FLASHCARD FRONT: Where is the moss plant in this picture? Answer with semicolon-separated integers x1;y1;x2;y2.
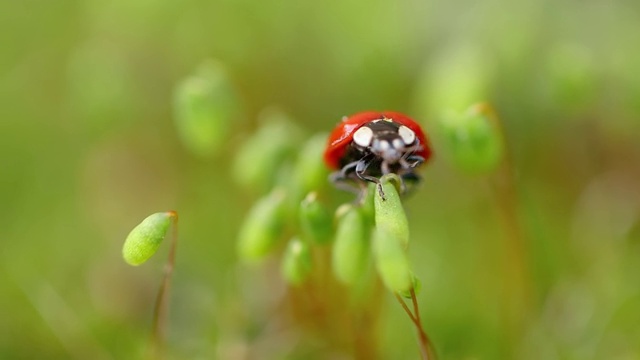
121;61;529;360
231;122;437;359
122;116;439;358
122;211;179;359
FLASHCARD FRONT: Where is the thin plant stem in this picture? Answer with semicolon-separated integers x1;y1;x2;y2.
394;292;434;360
410;288;421;323
476;103;532;339
410;289;437;360
394;293;417;323
149;211;179;360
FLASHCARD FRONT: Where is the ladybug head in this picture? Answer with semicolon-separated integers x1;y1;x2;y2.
352;118;419;164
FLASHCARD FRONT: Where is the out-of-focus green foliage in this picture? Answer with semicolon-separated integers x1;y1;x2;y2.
173;60;244;157
281;237;313;286
438;103;504;174
292;134;331;197
414;43;493;118
1;0;640;358
232;108;302;193
299;192;333;245
237;188;288;262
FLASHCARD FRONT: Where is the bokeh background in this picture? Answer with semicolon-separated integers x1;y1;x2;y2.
1;0;640;359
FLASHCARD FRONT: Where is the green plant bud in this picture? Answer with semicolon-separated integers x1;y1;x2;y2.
372;227;413;293
173;60;243;157
233;108;302;192
335;203;353;220
299;192;332;245
414;43;492;118
292;133;330;196
237;188;288;262
398;273;422;299
122;212;174;266
281;238;313;286
374;176;410;249
360;183;377;226
332;206;369;285
438;103;503;173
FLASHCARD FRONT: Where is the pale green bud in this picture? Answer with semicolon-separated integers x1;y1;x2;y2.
237;189;288;262
281;238;313;285
174;60;243;157
122;212;175;266
332;206;369;285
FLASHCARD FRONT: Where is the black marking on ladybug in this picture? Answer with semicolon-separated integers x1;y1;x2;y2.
331;118;426;200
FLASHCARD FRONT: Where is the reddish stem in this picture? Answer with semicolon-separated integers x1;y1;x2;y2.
149;211;179;359
394;291;435;360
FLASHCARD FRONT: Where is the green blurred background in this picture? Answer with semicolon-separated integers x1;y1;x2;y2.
1;0;640;359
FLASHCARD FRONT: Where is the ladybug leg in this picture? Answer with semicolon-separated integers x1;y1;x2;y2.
395;155;425;196
354;159;386;200
400;155;425;169
339;160;360;177
354;159;380;184
330;173;367;196
402;171;422;185
355;158;386;201
330;161;363;195
400;171;422;197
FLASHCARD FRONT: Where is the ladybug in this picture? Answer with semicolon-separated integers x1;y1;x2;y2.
324;111;432;197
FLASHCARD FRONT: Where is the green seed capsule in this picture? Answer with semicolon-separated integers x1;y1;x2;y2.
237;188;288;262
332;206;369;285
438;103;503;173
360;183;376;227
122;212;174;266
173;60;243;157
281;238;313;285
292;134;330;196
372;227;413;293
374;177;410;249
233;108;302;193
299;192;332;245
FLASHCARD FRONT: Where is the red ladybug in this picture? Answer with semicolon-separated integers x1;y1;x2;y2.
324;111;432;195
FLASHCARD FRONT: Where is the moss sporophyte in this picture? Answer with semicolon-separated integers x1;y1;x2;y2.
123;60;448;360
123;108;444;359
122;211;178;358
232;111;438;359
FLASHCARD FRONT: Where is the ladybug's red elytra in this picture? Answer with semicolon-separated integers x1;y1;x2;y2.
324;111;432;196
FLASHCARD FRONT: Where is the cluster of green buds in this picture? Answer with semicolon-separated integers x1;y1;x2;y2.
121;59;430;356
234;115;420;296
